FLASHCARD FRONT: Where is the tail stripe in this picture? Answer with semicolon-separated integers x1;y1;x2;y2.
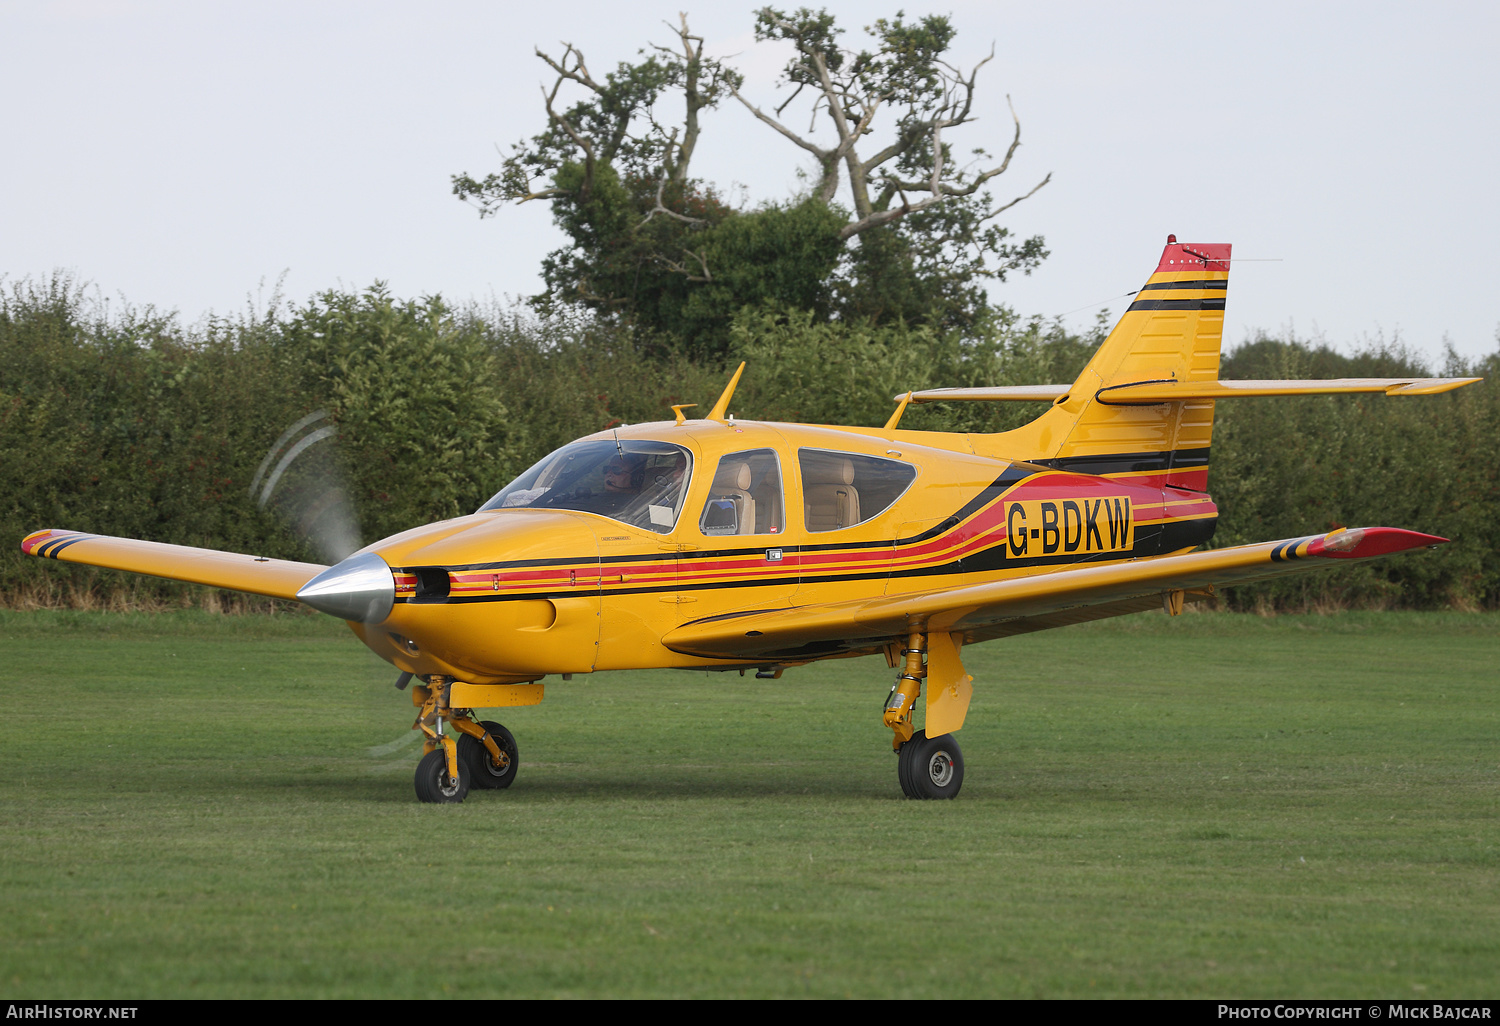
1137;279;1227;292
1127;297;1226;312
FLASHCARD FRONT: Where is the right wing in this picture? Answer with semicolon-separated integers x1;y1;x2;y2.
664;527;1445;662
21;529;328;601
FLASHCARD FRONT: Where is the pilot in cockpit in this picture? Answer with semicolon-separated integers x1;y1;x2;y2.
603;453;646;496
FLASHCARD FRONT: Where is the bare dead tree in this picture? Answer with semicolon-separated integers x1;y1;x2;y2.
732;8;1049;239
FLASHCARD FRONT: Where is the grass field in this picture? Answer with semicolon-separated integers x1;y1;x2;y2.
0;608;1495;998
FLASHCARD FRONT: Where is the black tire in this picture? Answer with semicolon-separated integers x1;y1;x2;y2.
896;736;917;798
459;720;518;790
414;748;471;804
896;730;964;799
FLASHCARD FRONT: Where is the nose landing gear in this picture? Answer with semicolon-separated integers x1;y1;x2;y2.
410;676;520;803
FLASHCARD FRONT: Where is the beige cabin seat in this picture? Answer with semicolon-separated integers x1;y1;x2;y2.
802;457;861;532
710;461;756;535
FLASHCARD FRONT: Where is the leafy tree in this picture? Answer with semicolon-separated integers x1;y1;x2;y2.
279;286;521;542
452;8;1050;355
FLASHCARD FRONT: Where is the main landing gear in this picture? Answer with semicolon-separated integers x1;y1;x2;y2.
884;630;967;799
409;676;518;804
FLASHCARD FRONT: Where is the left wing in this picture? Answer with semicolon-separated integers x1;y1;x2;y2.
663;527;1444;661
21;529;328;601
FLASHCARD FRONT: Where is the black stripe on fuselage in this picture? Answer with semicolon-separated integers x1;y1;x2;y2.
1034;447;1210;477
410;512;1219;606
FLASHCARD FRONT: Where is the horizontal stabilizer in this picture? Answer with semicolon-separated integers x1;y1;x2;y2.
902;385;1072;403
898;377;1481;405
663;527;1444;662
1095;377;1483;404
21;529;328;602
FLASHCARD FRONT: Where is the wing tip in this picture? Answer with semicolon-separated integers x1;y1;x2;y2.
1310;527;1448;560
21;529;91;559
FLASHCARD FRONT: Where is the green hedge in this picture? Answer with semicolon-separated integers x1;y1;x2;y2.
3;277;1494;609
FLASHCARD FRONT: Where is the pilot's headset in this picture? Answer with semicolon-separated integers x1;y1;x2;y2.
606;453;647;492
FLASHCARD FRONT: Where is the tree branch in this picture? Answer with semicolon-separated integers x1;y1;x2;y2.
659;247;712;281
728;85;831;160
636;163;708;229
536;43;602;94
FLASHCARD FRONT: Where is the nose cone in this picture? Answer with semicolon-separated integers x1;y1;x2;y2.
297;551;395;622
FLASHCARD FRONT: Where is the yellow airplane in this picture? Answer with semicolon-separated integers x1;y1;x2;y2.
22;238;1481;803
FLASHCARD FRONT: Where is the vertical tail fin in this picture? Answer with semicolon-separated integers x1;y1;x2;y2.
992;238;1230;490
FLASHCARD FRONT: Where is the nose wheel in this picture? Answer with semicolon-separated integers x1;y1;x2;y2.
415;748;471;803
459;719;518;789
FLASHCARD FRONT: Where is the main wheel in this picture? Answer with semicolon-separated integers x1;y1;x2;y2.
414;748;471;804
459;720;518;790
897;736;917;798
896;730;964;799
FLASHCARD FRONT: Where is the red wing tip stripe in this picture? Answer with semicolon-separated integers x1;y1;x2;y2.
23;531;93;558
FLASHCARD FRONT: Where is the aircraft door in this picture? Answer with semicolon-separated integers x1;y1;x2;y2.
690;448;799;616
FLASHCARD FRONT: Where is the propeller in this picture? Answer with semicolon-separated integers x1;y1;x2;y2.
249;409;362;565
252;412;420;760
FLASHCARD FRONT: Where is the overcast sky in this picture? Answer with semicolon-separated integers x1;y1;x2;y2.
4;1;1497;364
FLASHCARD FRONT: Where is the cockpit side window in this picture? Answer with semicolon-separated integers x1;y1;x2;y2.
698;449;785;537
799;449;916;532
478;439;693;534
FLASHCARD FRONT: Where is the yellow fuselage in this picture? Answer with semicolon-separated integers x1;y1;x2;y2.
353;419;1217;683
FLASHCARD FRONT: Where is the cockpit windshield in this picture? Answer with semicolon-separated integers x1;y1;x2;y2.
478;439;693;534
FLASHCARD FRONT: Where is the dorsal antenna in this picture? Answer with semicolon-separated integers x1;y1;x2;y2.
706;362;746;423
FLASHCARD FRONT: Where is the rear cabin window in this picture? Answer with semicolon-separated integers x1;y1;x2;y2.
799;449;916;532
698;449;785;537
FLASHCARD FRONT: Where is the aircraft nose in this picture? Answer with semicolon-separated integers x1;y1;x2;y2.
296;551;395;622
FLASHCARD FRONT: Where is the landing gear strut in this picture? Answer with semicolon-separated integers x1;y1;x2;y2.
884;630;966;799
410;676;519;803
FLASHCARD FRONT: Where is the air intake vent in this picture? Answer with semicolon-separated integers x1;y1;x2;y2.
412;567;451;603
